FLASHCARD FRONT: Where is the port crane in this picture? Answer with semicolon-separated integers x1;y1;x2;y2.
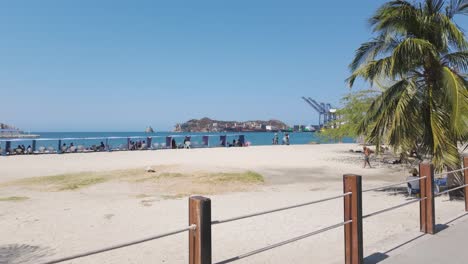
301;97;337;128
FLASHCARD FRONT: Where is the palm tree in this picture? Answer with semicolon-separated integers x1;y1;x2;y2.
348;0;468;179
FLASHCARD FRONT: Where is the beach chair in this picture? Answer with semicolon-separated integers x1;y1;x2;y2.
202;136;209;148
38;146;46;153
238;135;245;146
407;176;420;195
407;176;447;195
434;177;447;193
77;145;85;152
219;135;227;147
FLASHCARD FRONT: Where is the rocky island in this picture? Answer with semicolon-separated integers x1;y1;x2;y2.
174;117;290;132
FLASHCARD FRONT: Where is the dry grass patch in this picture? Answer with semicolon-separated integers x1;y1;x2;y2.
3;173;109;191
198;171;264;184
1;168;151;191
0;196;29;202
0;167;264;195
130;172;185;183
161;193;190;200
135;194;152;199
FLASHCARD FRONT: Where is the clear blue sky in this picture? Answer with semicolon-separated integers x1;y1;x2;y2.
0;0;465;131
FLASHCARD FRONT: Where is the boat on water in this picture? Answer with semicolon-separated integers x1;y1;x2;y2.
145;126;155;133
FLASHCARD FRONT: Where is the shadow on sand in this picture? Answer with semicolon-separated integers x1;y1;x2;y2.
0;244;52;264
364;213;468;264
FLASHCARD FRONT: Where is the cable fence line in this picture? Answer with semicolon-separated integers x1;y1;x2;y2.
39;225;196;264
27;157;467;264
214;220;353;264
363;198;426;219
211;192;352;225
434;167;468;177
362;176;426;193
435;184;468;197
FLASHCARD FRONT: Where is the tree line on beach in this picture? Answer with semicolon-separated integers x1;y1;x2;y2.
323;0;468;184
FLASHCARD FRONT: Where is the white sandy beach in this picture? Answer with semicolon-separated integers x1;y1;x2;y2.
0;144;467;264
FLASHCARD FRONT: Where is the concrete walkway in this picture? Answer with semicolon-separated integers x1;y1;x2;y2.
378;214;468;264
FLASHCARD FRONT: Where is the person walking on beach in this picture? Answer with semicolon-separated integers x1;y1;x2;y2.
282;133;290;145
272;133;279;145
363;146;372;168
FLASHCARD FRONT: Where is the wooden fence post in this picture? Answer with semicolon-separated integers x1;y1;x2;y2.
189;196;212;264
419;162;435;234
343;174;363;264
464;156;468;212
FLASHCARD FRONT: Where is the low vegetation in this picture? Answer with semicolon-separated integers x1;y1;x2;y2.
0;196;29;202
1;168;264;194
200;171;264;184
4;172;109;191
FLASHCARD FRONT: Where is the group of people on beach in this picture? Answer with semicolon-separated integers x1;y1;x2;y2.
361;145;418;169
272;133;290;145
60;142;107;152
129;140;147;150
61;143;77;152
10;144;33;155
170;137;192;149
2;135;252;155
229;139;243;147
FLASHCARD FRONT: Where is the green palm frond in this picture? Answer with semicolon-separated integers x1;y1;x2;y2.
357;79;410;135
347;56;393;87
438;14;468;50
442;51;468;72
349;35;400;71
390;38;438;76
424;0;446;14
446;0;468;17
440;67;463;129
370;1;419;35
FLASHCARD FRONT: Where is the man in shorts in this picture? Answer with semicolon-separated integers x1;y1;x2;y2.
363;146;372;168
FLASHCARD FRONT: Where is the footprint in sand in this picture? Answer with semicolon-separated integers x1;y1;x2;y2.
104;214;114;220
141;199;157;207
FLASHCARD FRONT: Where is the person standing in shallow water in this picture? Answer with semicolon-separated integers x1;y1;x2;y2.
272;133;279;145
363;146;372;168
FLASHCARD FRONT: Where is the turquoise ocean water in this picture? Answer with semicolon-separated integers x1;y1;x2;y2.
2;132;354;150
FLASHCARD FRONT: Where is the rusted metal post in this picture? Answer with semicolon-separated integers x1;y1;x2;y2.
464;156;468;212
189;196;212;264
419;162;435;234
343;174;363;264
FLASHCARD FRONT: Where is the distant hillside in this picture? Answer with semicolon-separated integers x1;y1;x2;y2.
0;123;40;138
174;117;289;132
0;123;20;131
